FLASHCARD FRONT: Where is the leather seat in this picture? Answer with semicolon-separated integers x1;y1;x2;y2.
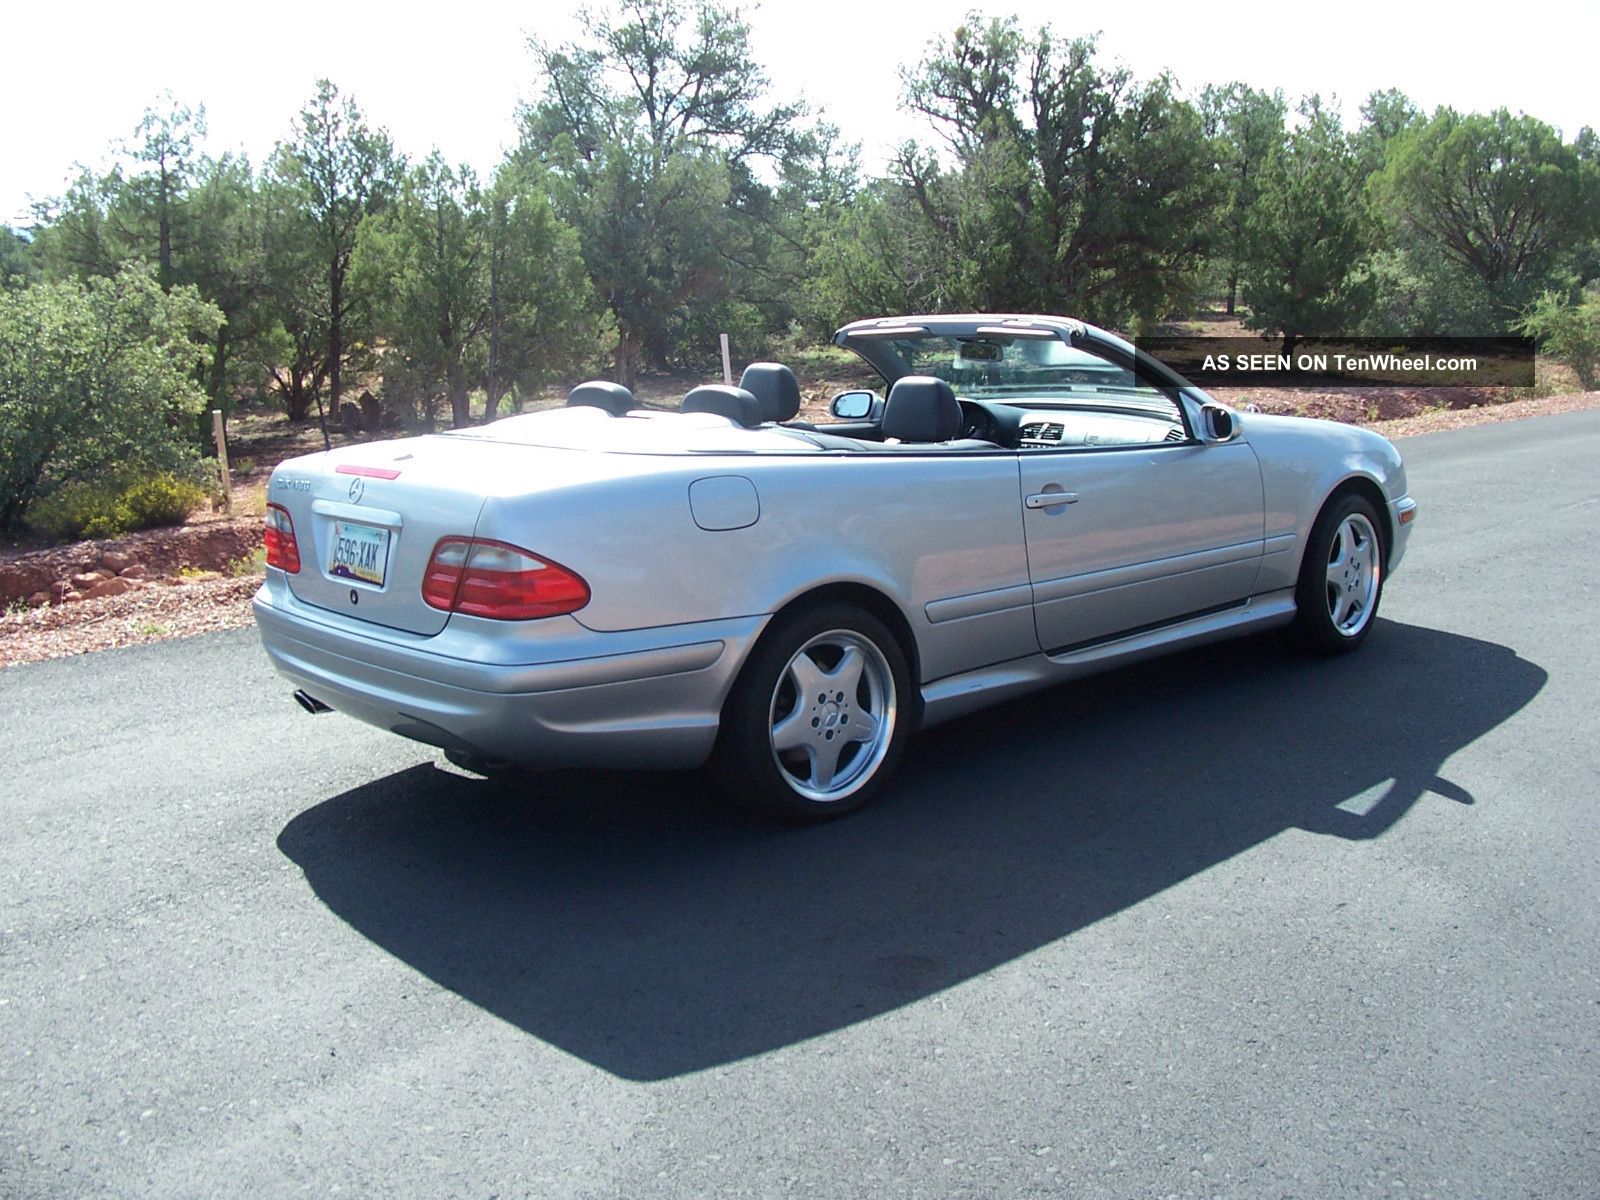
567;380;636;416
738;362;802;423
681;384;762;428
881;376;962;442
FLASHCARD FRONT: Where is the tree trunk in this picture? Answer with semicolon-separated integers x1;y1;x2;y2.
158;167;174;292
485;253;503;423
448;362;471;429
1225;273;1238;315
328;260;344;414
286;381;310;423
614;323;638;391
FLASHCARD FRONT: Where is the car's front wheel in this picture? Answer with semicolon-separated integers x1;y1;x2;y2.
1291;492;1387;654
713;603;912;820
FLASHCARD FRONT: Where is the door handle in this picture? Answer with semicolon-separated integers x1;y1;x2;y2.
1025;491;1079;509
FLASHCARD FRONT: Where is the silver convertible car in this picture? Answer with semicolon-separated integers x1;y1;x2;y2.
254;314;1417;819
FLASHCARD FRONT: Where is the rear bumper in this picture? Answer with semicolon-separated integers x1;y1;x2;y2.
252;576;765;769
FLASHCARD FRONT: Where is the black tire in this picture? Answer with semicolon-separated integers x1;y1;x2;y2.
711;602;913;821
1291;491;1387;654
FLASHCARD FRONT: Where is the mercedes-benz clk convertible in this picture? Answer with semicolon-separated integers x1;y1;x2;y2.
253;314;1417;819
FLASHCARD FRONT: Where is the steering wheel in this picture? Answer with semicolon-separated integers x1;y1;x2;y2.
957;400;995;442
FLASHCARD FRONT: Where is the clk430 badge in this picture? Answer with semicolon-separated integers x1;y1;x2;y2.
273;476;312;492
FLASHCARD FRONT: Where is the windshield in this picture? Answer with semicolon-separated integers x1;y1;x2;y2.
870;334;1167;402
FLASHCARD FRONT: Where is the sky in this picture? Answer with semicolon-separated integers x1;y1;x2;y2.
4;0;1596;226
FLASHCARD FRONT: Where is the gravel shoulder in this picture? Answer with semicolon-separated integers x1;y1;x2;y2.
4;387;1597;669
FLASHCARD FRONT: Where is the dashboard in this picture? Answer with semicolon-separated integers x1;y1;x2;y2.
958;399;1187;449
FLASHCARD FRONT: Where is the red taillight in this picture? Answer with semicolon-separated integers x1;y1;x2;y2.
264;503;301;573
421;537;589;621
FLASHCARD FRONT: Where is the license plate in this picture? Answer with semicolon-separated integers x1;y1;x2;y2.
328;521;390;586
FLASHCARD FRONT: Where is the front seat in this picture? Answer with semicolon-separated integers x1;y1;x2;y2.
738;362;803;423
567;380;636;415
681;384;762;428
881;376;963;442
876;376;995;449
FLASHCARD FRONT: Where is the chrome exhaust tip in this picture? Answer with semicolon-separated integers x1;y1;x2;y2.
293;689;332;715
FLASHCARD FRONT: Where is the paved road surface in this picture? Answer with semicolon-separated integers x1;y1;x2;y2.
3;411;1597;1197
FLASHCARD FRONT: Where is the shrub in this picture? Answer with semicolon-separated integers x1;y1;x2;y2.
26;481;136;541
122;474;207;528
1522;290;1600;392
25;472;207;542
228;546;267;577
0;267;221;532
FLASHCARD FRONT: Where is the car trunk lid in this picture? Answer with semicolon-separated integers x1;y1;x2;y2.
270;440;501;636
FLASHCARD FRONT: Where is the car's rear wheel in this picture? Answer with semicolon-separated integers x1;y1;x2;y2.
1291;492;1386;654
713;603;911;820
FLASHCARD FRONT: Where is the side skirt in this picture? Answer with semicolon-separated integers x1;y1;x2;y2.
916;588;1298;730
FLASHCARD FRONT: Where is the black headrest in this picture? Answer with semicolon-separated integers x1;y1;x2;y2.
681;384;761;428
738;362;802;422
882;376;961;442
567;380;636;416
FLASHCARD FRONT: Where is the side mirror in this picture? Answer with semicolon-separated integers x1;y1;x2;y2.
1200;403;1239;443
830;390;875;420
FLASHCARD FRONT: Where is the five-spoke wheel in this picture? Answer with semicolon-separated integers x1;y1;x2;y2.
713;603;911;819
1324;510;1380;637
768;629;897;803
1292;492;1387;654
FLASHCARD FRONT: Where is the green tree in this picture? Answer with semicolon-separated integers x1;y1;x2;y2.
1201;83;1286;314
893;19;1221;327
0;227;36;290
1373;108;1600;323
804;178;946;322
481;161;597;419
354;156;597;429
1352;88;1421;177
257;170;330;422
124;96;205;291
273;80;401;418
31;99;208;290
29;169;123;281
518;0;805;386
28;103;274;417
354;155;486;428
180;153;272;413
1239;104;1373;352
0;267;220;531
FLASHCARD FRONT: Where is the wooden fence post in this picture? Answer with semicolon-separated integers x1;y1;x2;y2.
212;409;232;511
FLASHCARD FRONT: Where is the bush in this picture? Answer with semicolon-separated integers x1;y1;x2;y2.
1522;290;1600;391
25;473;207;542
26;481;136;541
0;267;221;532
122;474;208;528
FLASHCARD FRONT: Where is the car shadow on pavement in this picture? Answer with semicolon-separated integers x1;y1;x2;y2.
277;620;1544;1081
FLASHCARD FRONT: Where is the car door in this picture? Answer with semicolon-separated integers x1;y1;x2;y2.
1020;438;1265;653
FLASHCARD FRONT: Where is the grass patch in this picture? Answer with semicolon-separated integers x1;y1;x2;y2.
227;546;267;577
239;484;268;519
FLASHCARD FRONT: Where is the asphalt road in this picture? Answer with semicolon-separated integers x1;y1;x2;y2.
3;410;1597;1198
